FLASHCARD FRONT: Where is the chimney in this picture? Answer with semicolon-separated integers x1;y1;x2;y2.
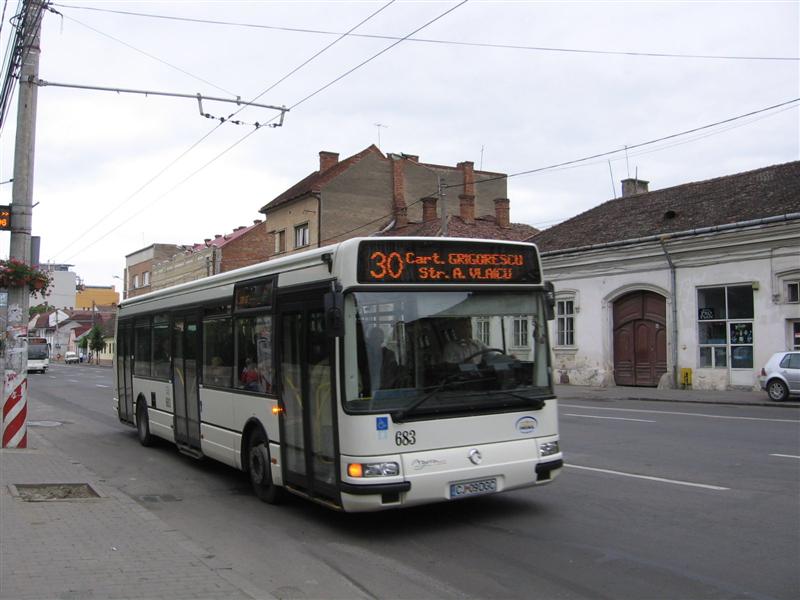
422;196;438;222
494;198;510;228
204;238;211;245
621;178;649;197
253;219;261;225
402;154;419;162
319;151;339;172
458;161;475;196
392;158;408;228
459;194;475;224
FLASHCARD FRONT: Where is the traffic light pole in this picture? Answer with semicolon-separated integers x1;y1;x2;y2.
2;0;41;448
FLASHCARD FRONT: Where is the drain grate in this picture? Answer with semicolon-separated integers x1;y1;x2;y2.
9;483;102;501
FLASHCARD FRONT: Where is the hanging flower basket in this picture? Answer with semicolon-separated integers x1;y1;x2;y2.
0;259;52;298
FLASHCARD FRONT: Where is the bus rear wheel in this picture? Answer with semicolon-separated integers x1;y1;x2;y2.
247;429;283;504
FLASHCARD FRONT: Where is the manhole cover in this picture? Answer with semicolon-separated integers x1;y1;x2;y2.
9;483;102;501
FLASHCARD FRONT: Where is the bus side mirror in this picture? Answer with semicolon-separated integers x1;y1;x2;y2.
324;290;344;337
544;282;555;321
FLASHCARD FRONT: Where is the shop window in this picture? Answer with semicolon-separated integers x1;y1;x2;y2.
697;285;754;369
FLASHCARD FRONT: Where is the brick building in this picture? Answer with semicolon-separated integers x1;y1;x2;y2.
151;220;268;291
124;243;183;299
259;145;510;258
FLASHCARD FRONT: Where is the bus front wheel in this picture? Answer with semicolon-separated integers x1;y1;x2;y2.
247;429;283;504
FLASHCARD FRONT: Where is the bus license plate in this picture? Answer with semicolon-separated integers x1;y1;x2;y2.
450;478;497;499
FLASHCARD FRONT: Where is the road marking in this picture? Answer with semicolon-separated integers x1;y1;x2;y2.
67;379;79;383
564;413;656;423
770;453;800;459
566;464;729;490
560;403;799;424
96;384;109;388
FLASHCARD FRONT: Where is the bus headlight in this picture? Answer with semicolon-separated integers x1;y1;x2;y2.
348;462;400;478
540;441;560;457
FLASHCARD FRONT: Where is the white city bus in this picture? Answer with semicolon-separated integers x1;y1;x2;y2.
114;237;562;512
27;336;50;373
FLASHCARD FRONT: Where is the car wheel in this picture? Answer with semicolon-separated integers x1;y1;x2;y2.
136;401;153;446
767;379;789;402
247;428;283;504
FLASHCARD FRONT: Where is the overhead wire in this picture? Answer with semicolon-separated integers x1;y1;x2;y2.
48;3;800;62
60;0;469;263
316;97;800;244
51;0;398;260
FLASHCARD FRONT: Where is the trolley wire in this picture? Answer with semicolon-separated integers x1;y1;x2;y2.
49;2;800;62
316;97;800;244
58;1;466;263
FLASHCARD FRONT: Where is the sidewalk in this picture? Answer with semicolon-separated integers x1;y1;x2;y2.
0;430;267;600
555;383;800;408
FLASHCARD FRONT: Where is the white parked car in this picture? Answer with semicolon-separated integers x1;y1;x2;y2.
64;351;79;364
759;351;800;401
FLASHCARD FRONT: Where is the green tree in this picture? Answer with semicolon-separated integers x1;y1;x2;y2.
88;325;105;364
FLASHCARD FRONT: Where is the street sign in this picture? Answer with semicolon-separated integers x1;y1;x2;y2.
0;205;9;230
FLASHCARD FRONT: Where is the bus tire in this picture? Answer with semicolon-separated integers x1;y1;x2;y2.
136;401;153;447
247;429;283;504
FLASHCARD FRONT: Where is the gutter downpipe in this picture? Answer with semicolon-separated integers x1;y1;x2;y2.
659;237;679;389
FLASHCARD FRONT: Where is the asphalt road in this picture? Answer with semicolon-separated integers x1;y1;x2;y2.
28;364;800;600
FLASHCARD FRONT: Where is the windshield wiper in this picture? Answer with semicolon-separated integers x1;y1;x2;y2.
392;377;466;422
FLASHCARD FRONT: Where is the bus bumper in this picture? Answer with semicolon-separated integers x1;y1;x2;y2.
339;437;562;512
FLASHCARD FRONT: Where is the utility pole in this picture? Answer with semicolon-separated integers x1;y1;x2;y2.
2;0;42;448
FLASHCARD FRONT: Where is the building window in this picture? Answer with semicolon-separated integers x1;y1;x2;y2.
274;230;286;254
512;316;529;348
476;317;490;346
556;298;575;346
787;281;799;303
133;274;140;289
294;223;309;248
792;322;800;351
697;285;754;369
143;271;150;286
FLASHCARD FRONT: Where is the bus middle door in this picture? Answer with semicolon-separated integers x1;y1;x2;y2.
172;314;202;454
279;295;337;504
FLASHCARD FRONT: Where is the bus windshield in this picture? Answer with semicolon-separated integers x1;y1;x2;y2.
343;290;552;418
27;342;49;360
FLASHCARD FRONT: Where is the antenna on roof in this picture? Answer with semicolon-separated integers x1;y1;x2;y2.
480;145;485;170
608;160;617;199
373;123;388;148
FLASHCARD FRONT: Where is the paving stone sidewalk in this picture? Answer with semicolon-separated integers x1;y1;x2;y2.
0;431;267;600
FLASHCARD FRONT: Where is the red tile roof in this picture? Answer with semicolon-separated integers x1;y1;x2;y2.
382;214;538;241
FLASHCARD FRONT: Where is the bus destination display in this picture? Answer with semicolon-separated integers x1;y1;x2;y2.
357;240;541;284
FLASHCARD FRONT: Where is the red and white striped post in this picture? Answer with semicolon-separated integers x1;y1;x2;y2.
2;368;27;448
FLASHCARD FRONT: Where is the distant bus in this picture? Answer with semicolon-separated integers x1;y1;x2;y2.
27;336;50;373
114;237;562;512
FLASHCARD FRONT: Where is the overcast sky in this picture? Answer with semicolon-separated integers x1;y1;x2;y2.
0;0;797;296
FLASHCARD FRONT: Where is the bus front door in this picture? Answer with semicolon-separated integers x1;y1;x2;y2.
172;315;202;452
279;299;338;504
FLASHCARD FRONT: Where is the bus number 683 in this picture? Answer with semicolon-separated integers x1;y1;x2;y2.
395;430;416;446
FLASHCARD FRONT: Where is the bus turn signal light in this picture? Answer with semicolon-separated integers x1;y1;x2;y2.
348;463;364;477
272;406;284;415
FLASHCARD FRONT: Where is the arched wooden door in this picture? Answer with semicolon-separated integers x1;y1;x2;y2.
613;291;667;387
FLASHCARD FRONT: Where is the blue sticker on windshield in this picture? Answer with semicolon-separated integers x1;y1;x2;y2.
376;417;388;431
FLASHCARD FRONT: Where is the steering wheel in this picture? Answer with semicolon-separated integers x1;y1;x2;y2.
462;347;506;363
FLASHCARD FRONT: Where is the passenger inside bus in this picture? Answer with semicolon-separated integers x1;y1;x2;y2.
240;358;262;392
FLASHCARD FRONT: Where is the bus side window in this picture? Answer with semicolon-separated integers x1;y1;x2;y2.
236;315;273;393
